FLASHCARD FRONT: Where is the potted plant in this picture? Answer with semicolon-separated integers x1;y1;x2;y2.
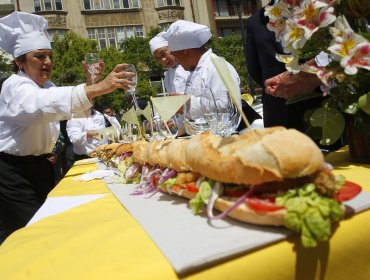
265;0;370;162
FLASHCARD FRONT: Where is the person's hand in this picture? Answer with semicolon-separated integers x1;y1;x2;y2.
264;70;321;99
82;59;106;85
85;64;135;99
86;130;99;138
48;154;59;165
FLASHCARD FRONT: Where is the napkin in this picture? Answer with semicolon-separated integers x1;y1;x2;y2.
73;170;115;181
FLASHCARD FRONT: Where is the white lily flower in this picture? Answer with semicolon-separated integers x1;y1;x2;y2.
341;42;370;75
294;0;336;39
282;19;307;52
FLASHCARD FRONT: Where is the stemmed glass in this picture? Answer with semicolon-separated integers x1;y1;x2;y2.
85;53;100;84
122;64;139;111
211;90;240;137
183;89;217;135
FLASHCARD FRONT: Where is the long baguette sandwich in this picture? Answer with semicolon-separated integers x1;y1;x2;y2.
181;128;361;247
96;128;361;248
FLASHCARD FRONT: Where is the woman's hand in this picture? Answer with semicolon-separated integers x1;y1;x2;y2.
85;64;135;99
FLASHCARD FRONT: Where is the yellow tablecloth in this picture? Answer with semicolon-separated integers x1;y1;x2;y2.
0;147;369;280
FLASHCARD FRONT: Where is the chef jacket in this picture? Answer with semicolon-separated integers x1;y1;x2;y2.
66;110;121;156
0;71;91;156
163;64;189;94
184;49;242;119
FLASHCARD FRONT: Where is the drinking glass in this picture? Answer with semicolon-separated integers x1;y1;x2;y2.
211;90;240;137
183;89;217;135
85;53;100;84
158;115;179;139
143;116;165;142
122;64;139;110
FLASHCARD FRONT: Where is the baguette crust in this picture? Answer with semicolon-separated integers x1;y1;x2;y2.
166;139;191;172
185;128;324;185
132;140;149;164
147;140;172;167
116;143;133;155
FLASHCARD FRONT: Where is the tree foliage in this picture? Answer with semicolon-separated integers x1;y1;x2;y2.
209;33;248;91
0;51;12;79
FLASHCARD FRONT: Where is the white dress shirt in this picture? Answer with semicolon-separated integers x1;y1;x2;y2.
163;64;189;94
0;71;91;156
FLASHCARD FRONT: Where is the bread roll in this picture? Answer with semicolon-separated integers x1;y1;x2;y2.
116;143;134;155
185;128;324;185
166;139;191;172
146;140;172;167
132;140;150;164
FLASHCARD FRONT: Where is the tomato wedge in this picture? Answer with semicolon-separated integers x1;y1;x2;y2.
335;181;362;202
247;197;285;212
186;182;198;193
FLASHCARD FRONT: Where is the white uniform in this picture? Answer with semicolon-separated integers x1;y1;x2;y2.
0;71;91;156
66;110;121;156
185;49;242;118
163;64;189;94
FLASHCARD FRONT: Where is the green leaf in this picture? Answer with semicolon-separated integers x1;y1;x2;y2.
286;92;324;105
358;92;370;115
310;107;345;145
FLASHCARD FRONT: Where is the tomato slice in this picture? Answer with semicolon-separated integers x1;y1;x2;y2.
247;197;285;212
150;176;159;187
186;182;198;193
335;181;362;202
170;184;182;193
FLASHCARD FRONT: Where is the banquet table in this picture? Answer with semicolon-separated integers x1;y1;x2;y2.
0;147;369;280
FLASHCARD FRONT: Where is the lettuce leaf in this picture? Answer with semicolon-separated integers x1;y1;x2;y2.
189;180;213;214
276;183;344;247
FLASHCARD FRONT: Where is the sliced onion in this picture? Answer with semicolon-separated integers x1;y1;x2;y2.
158;169;177;185
125;162;141;179
207;182;223;219
209;190;251;220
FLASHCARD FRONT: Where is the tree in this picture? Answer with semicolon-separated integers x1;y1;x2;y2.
0;51;12;79
209;33;249;91
52;31;97;86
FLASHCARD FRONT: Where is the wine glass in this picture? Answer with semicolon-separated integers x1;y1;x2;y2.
211;90;240;137
122;64;139;111
85;53;100;84
158;115;179;139
183;89;217;135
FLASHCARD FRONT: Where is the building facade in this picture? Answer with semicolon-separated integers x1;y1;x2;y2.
1;0;260;49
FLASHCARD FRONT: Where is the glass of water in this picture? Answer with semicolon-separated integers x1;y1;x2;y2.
212;90;240;137
183;89;217;135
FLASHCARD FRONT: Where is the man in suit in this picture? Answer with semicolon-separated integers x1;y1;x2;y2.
245;1;323;131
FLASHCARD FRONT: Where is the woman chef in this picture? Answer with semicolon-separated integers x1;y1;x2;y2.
0;11;133;241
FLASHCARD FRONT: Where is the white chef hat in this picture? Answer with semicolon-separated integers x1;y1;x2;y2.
149;31;168;54
167;20;212;52
0;11;51;58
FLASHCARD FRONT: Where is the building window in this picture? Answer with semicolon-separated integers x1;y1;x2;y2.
33;0;64;11
158;23;171;31
87;26;144;49
213;0;255;17
47;29;66;47
156;0;181;7
83;0;141;10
